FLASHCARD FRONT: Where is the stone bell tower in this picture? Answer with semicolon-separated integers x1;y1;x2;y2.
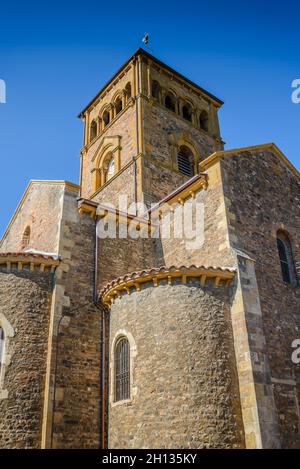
79;48;224;210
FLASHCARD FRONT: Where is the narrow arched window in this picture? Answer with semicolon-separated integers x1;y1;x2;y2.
115;337;130;402
182;103;192;122
106;157;115;181
103;110;110;127
177;145;194;177
115;97;122;115
90;120;97;141
22;226;30;248
277;231;297;285
152;80;160;100
125;83;132;101
0;327;4;377
199;110;209;132
165;93;176;112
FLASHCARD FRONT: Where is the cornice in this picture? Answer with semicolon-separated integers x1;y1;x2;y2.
148;173;208;217
100;265;236;306
78;48;223;117
78;198;98;219
0;252;60;273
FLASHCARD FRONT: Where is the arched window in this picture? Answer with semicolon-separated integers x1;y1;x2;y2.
102;110;110;127
151;80;160;100
90;120;97;141
106;157;115;181
0;327;4;377
22;226;30;248
199;110;209;132
182;103;192;122
177;145;195;177
115;97;122;115
114;337;130;402
277;231;297;285
165;93;176;112
125;83;132;101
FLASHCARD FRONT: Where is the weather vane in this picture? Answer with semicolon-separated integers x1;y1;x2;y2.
142;33;149;46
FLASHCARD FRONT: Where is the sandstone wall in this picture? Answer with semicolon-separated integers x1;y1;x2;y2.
141;102;218;205
82;104;137;200
0;182;66;254
44;188;102;449
0;269;53;448
91;162;136;208
97;232;163;292
108;279;245;449
159;163;234;269
221;148;300;448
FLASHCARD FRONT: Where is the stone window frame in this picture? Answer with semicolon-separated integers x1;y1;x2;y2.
22;225;31;249
164;89;178;113
112;90;126;118
181;99;194;123
276;230;298;287
0;313;14;400
110;329;137;407
199;109;209;132
91;135;122;193
125;82;132;102
168;132;200;176
87;82;133;145
106;156;115;182
151;79;162;102
177;145;195;177
150;77;212;136
90;119;98;142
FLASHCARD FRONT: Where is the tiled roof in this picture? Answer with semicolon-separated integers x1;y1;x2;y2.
0;252;57;261
99;265;236;305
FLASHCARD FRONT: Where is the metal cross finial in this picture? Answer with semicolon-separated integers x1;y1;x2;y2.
142;33;149;46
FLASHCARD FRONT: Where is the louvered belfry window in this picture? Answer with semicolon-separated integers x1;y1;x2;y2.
115;337;130;402
177;146;194;177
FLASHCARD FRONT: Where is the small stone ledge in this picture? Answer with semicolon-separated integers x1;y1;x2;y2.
0;253;60;273
100;265;236;306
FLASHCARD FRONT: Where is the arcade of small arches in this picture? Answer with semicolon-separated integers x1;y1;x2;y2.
151;79;210;133
89;82;132;143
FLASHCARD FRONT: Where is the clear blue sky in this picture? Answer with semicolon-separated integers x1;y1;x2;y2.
0;0;299;236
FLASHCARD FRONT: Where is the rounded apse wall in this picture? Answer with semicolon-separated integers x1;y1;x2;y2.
0;254;57;448
102;266;245;449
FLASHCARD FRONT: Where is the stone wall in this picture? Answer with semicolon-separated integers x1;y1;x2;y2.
81;104;137;200
220;147;300;448
108;279;245;449
91;162;136;208
96;162;235;294
97;233;162;292
43;187;102;449
141;102;219;206
159;164;234;269
0;269;53;448
0;181;66;254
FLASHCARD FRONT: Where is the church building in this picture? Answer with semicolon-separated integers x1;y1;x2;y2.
0;49;299;449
